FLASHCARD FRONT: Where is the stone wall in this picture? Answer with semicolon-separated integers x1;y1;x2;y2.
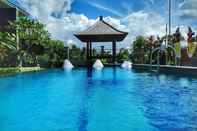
181;48;192;66
181;47;197;67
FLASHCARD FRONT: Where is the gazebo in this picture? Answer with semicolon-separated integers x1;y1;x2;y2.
74;16;128;67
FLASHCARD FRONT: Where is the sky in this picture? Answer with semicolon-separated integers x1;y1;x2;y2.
12;0;197;48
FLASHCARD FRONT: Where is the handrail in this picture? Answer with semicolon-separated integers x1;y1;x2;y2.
150;44;177;72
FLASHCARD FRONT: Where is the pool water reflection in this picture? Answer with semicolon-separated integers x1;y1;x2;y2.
0;68;197;131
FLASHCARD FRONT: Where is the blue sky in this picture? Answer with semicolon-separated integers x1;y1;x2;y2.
72;0;166;18
13;0;197;47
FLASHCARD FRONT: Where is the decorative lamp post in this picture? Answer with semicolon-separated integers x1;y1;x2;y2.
168;0;172;36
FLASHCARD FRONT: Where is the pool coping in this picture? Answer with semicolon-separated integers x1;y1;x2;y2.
132;64;197;75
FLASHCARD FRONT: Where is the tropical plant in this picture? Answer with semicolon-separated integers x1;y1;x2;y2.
117;48;130;62
8;17;51;66
0;32;16;50
0;16;56;67
0;31;18;67
43;40;66;68
131;36;150;64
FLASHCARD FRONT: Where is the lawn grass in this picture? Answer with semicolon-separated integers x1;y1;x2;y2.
0;67;46;77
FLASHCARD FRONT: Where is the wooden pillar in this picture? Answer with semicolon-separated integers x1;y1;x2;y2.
90;42;92;66
86;42;90;67
101;46;105;55
86;42;93;67
112;41;116;64
86;42;89;60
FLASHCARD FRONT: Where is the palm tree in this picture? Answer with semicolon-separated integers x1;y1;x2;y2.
0;16;68;68
6;17;51;67
0;32;17;50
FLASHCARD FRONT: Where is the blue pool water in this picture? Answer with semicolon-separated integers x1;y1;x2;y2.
0;68;197;131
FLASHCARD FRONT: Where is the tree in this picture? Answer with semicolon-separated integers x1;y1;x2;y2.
0;32;16;50
131;36;150;64
0;16;53;67
117;48;130;62
45;40;66;68
0;30;18;67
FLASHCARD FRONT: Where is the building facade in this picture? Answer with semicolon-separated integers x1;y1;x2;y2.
0;0;28;32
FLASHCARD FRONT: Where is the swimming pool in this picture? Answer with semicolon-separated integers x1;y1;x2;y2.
0;68;197;131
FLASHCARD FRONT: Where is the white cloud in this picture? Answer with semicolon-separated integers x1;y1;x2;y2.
120;11;166;47
179;0;197;19
17;0;166;48
45;13;95;43
93;11;166;48
17;0;73;19
17;0;96;46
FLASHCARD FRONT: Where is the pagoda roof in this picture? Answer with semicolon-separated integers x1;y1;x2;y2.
75;16;128;42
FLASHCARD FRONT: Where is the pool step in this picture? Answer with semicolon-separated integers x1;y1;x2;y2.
150;69;158;73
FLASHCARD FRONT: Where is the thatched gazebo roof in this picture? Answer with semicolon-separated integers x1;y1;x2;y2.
75;16;128;42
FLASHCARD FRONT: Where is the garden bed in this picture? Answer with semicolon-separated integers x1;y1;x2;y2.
0;67;45;77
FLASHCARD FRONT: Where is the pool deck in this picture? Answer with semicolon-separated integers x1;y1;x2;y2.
132;64;197;75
